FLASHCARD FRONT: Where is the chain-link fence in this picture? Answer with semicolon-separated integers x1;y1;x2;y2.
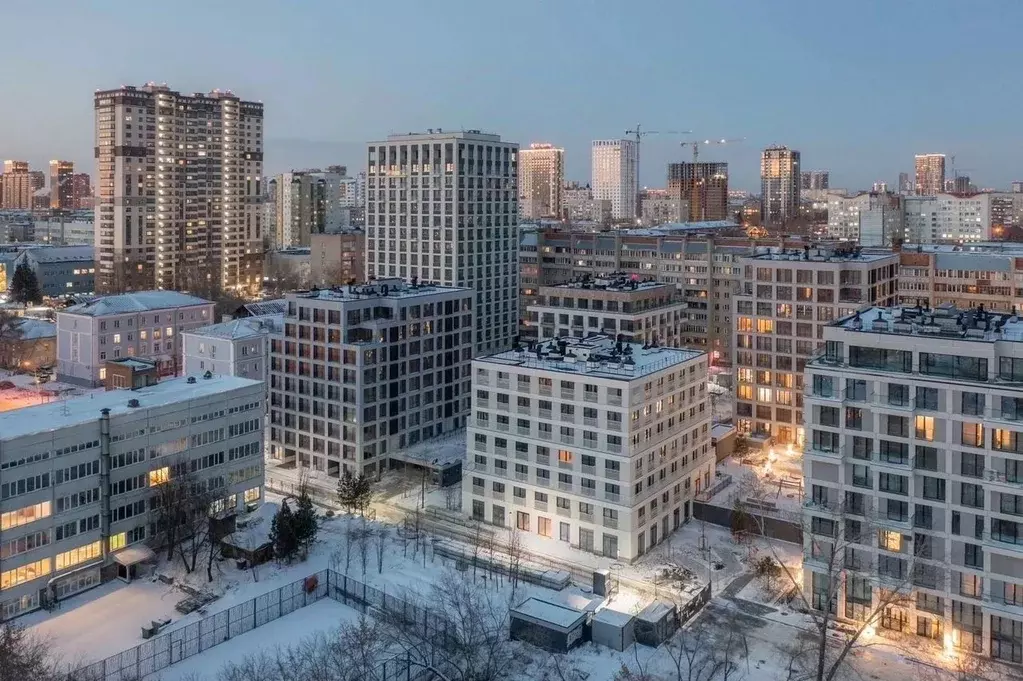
75;569;435;681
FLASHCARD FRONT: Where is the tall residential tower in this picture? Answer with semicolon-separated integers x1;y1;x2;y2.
667;162;729;221
93;83;265;294
49;160;74;210
915;154;946;196
761;146;801;226
592;139;638;221
365;130;519;356
518;143;564;220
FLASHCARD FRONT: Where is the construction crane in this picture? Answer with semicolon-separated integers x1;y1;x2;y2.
679;138;745;164
625;124;692;145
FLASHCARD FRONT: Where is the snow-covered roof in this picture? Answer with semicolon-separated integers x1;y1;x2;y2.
0;374;261;441
593;607;635;627
511;598;585;630
23;246;94;264
223;501;276;550
390;430;466;467
243;299;287;317
13;317;56;340
185;315;282;341
63;291;213;316
711;424;736;440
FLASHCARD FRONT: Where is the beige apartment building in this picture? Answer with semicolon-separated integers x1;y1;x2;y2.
309;230;365;286
734;245;898;445
528;277;688;346
898;245;1023;314
2;161;32;210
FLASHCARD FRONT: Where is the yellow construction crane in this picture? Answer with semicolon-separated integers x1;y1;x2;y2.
679;138;745;163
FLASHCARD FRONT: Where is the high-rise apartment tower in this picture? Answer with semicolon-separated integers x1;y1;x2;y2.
592;140;639;221
50;160;74;210
518;143;564;220
667;162;729;221
761;146;801;225
914;154;946;196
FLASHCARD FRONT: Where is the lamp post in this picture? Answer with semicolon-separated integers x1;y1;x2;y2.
421;458;439;509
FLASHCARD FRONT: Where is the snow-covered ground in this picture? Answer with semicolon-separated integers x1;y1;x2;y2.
0;371;100;412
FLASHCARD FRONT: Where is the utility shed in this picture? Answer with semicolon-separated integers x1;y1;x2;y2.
591;607;636;651
634;600;679;647
510;597;587;652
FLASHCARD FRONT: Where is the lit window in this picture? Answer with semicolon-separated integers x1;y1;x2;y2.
109;532;126;551
113;334;121;344
166;327;173;337
878;530;902;552
149;467;170;486
558;450;573;464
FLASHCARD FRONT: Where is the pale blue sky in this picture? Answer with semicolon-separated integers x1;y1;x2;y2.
2;0;1021;191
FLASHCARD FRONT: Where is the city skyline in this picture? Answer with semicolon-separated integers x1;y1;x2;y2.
1;1;1021;193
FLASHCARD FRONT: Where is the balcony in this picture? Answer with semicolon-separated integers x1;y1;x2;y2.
517;426;530;436
605;469;620;480
581;464;596;476
538;409;552;420
496;422;509;432
603;517;619;530
584;392;599;403
607;443;623;454
534;500;548;512
497;402;510;412
580;487;596;498
517;382;531;393
537;430;552;441
608;421;623;432
517;405;531;415
579;512;594;524
496;378;510;389
512;496;526;506
536;477;551;488
558;481;573;492
986;408;1023;426
539;385;553;397
605;492;622;504
559;435;574;445
803;499;841;515
514;472;528;481
608;394;623;407
489;489;506;500
583;417;598;428
471;484;484;497
556;507;571;518
804;444;843;459
560;390;575;400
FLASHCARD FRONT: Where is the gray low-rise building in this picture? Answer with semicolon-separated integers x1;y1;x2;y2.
14;246;94;298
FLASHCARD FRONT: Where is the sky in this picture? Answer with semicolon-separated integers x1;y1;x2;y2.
2;0;1021;193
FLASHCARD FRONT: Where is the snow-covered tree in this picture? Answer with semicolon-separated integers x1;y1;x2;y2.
269;500;299;563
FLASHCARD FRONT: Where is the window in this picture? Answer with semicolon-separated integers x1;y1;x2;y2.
961;392;984;416
537;517;552;537
964;543;983;569
557;450;572;464
920;353;987;381
849;347;912;373
961;452;984;478
878;473;907;495
878;530;902;552
961;422;984;448
960;483;984;509
915;387;938;411
914;415;935;441
994;429;1023;453
991;615;1023;664
515;511;529;531
148;467;170;487
921;476;945;501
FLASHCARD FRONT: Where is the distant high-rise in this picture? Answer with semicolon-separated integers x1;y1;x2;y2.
760;146;800;225
518;143;564;220
28;170;45;192
271;169;352;249
914;153;945;195
366;129;519;355
667;162;729;221
94;83;264;294
49;160;74;210
872;181;889;193
898;172;912;194
947;175;972;194
1;161;32;210
72;173;92;209
592;139;638;221
800;170;829;190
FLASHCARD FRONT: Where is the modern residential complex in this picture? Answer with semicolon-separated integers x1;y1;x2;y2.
13;245;95;298
268;279;474;478
639;188;688;226
2;160;32;210
0;373;264;619
93;83;264;294
803;303;1023;663
734;245;899;445
915;154;946;196
903;193;992;243
365;130;519;356
49;160;74;210
667;162;729;222
761;146;801;226
528;277;688;347
56;291;215;387
592;139;638;221
464;334;712;560
518;143;564;220
72;173;92;210
801;170;830;191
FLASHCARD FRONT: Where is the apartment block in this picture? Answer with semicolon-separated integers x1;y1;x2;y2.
915;154;946;196
519;143;564;220
464;335;712;560
825;192;904;246
897;246;1023;314
803;304;1023;663
761;146;801;226
903;194;993;244
528;277;688;346
56;291;215;387
93;84;264;294
269;169;354;249
668;162;729;222
50;160;74;210
365;130;518;356
561;184;611;224
734;246;898;445
592;140;638;221
183;314;283;383
268;279;473;478
2;161;32;210
13;246;95;298
309;230;365;286
0;373;264;619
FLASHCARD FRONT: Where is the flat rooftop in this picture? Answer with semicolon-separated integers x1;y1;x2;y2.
542;276;672;294
185;315;282;340
479;334;703;380
834;303;1023;343
0;374;262;441
292;279;469;303
746;245;895;263
63;291;212;316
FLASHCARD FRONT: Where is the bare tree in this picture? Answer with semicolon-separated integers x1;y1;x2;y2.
357;517;370;576
507;524;524;599
176;477;218;576
342;518;355;573
374;527;388;574
150;460;200;562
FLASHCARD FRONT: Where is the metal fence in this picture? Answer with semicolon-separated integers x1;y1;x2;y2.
75;570;434;681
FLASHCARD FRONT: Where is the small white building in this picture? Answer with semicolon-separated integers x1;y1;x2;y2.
56;291;215;387
182;315;283;382
464;334;712;561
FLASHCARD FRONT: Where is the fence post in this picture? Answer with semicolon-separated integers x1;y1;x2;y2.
253;594;257;629
226;606;231;643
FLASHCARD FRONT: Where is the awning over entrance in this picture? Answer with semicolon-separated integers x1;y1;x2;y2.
112;544;156;567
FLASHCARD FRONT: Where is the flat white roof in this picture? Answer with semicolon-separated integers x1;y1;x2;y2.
0;374;261;441
511;598;585;629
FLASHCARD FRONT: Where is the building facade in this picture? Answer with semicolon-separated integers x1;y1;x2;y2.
49;160;74;210
2;161;32;210
826;192;904;246
761;146;801;226
903;193;992;244
72;173;92;210
528;277;688;346
801;170;830;191
271;169;353;249
309;230;365;286
803;304;1023;663
365;130;519;356
734;246;898;445
93;84;264;294
915;154;946;196
519;144;564;220
0;373;264;619
268;279;473;478
561;184;611;224
56;291;215;387
592;140;638;221
183;315;282;382
464;335;712;560
897;245;1023;314
668;162;729;222
13;246;95;298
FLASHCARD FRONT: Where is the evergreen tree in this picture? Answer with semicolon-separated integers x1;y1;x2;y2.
9;264;42;306
293;490;318;558
337;469;358;514
353;473;373;515
269;500;299;564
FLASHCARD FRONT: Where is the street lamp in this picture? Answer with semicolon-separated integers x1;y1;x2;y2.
421;458;439;509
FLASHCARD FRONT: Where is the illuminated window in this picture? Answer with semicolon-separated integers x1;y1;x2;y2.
737;368;753;383
0;502;51;531
738;385;753;400
149;467;170;486
109;532;126;551
736;317;753;332
915;416;935;441
776;390;793;406
757;319;774;334
243;487;259;503
538;516;552;537
166;327;174;337
113;334;121;344
56;541;102;571
878;530;902;552
757;387;773;403
140;330;147;340
1;558;51;589
99;368;106;380
558;450;573;464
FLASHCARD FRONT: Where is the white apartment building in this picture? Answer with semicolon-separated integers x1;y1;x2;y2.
826;192;904;247
592;140;639;221
519;144;564;220
93;84;264;294
268;279;473;478
270;169;354;249
464;335;712;560
903;193;992;244
734;246;898;445
0;373;264;619
561;184;611;224
528;277;688;347
803;304;1023;664
56;291;215;387
183;315;283;382
365;130;518;356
